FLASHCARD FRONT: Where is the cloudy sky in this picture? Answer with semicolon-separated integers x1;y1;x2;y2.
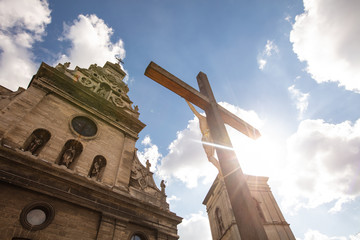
1;0;360;239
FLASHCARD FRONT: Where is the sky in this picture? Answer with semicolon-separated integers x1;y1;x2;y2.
1;0;360;239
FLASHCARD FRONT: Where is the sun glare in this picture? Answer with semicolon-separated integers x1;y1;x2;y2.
229;131;285;179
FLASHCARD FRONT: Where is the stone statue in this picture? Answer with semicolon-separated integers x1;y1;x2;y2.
64;62;70;69
186;100;221;173
160;180;166;194
55;62;70;72
146;159;151;171
61;145;76;168
26;136;43;155
89;157;106;180
134;105;139;112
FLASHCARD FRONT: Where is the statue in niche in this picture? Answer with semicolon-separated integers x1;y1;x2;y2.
160;180;166;194
186;100;221;173
61;145;76;168
22;128;51;156
26;136;43;155
89;156;106;180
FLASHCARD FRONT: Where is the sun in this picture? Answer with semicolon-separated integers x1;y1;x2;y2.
228;131;285;179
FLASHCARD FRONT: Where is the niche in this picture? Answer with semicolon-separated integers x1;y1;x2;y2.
57;140;83;169
88;155;107;181
22;129;51;156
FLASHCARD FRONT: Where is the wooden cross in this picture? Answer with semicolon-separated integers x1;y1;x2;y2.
145;62;268;240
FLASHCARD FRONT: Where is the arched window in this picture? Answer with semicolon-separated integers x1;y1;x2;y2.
22;128;51;156
130;233;147;240
215;207;225;235
88;155;107;181
253;197;266;223
57;140;83;169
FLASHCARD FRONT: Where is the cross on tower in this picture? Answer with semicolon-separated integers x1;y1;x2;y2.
145;61;268;240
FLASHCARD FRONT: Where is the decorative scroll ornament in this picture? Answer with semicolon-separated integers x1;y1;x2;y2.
55;61;139;118
130;153;165;200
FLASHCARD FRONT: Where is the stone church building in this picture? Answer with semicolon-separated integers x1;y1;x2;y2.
0;61;182;240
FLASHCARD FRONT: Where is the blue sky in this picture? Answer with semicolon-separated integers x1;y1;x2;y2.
1;0;360;239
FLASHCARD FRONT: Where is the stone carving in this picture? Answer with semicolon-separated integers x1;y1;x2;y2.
111;96;125;108
55;61;140;117
130;153;165;199
55;62;70;72
161;180;166;194
96;84;109;98
26;136;43;154
61;145;76;167
22;128;51;156
58;140;83;169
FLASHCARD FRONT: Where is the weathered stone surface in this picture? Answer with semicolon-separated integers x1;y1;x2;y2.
203;175;296;240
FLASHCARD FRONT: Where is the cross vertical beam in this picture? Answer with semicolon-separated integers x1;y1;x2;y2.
197;72;268;240
144;61;268;239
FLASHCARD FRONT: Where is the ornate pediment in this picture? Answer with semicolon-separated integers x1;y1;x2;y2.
55;61;139;118
130;152;166;203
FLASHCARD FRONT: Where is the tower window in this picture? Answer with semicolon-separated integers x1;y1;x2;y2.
215;207;225;235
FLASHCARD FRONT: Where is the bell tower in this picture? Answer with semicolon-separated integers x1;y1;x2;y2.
0;61;181;240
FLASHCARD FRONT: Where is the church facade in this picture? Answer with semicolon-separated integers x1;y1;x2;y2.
203;175;296;240
0;61;182;240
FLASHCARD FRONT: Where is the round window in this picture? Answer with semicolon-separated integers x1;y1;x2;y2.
26;209;47;225
71;116;97;137
20;202;54;231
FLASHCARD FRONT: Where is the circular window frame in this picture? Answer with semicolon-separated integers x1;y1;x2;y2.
20;201;55;231
69;114;99;139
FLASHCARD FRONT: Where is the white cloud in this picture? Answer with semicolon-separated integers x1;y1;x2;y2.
56;14;126;70
166;195;180;204
288;85;310;119
280;119;360;213
137;135;162;172
350;233;360;240
0;0;51;91
264;40;279;57
290;0;360;92
157;117;218;188
141;135;152;146
257;40;278;70
258;58;267;70
302;229;347;240
157;102;278;188
178;212;212;240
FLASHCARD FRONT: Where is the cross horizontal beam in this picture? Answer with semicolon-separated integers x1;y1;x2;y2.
145;61;261;140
